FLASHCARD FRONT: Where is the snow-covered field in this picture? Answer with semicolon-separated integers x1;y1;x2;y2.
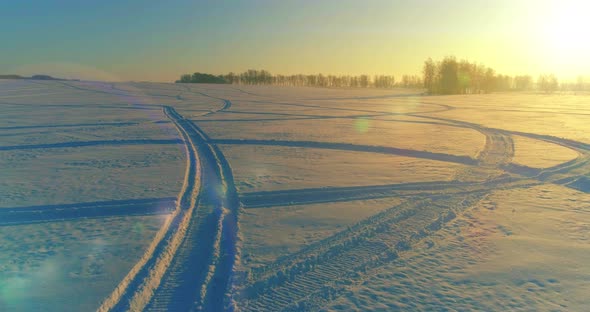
1;80;589;311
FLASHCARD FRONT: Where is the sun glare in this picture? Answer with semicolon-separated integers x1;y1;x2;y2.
542;1;590;67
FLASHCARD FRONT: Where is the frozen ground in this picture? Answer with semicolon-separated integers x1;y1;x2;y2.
1;80;589;311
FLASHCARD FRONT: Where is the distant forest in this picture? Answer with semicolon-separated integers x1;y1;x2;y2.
176;70;420;88
177;58;590;94
423;56;562;94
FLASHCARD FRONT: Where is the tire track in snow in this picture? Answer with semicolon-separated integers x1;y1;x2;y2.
97;105;240;311
239;177;522;209
0;139;182;151
176;85;234;115
200;98;232;116
144;107;241;311
239;194;487;312
235;113;590;311
211;139;478;166
240;181;464;208
98;106;202;312
236;113;520;311
412;114;590;186
0;197;175;226
0;122;140;130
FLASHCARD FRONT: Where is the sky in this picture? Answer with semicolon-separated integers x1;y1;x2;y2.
2;0;589;82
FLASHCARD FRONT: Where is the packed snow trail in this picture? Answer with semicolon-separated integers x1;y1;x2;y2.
0;198;175;226
210;139;477;165
145;107;241;311
98;106;240;312
98;106;201;312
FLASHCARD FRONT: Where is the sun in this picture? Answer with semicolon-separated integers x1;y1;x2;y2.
542;1;590;62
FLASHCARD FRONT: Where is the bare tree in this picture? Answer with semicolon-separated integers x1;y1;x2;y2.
423;58;436;94
538;74;558;93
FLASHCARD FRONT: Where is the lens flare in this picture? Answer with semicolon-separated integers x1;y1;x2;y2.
354;117;370;133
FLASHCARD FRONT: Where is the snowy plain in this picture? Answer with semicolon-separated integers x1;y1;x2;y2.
1;79;589;311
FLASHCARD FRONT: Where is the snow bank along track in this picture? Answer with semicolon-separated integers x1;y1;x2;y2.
98;106;240;312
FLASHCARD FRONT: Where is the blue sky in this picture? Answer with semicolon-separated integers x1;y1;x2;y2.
1;1;588;81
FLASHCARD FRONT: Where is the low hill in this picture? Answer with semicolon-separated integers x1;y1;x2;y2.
0;74;24;79
0;74;73;81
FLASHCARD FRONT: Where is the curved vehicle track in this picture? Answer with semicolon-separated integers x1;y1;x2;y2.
98;106;240;312
145;107;241;311
236;115;520;311
235;111;590;311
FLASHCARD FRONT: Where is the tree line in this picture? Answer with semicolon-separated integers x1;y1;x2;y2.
176;60;590;94
176;69;422;88
422;56;590;94
422;56;540;94
176;72;229;84
560;76;590;92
